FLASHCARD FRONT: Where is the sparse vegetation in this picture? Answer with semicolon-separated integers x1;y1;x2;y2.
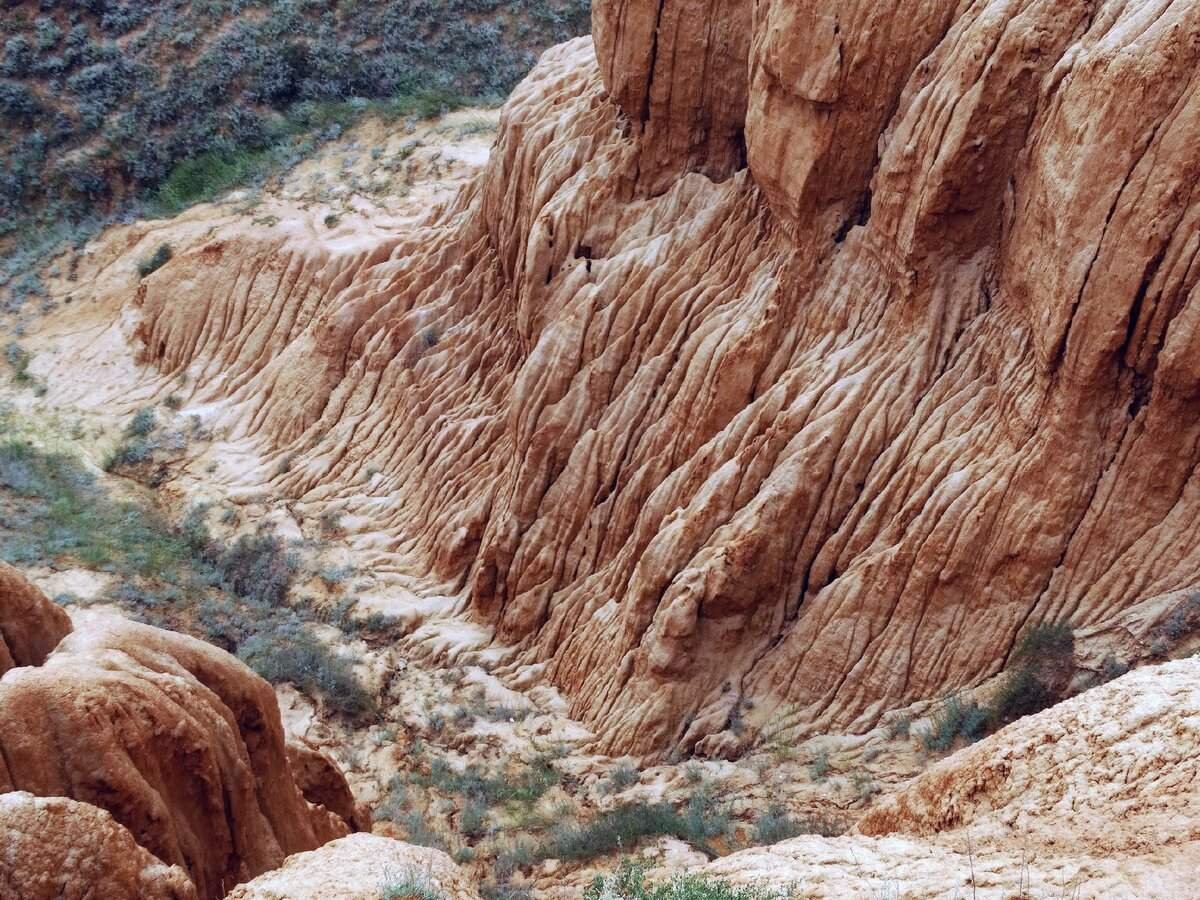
0;416;371;717
0;0;592;310
382;871;447;900
585;861;789;900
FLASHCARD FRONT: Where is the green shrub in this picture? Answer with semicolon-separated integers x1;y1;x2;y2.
127;407;158;437
539;803;683;861
412;754;561;808
493;839;536;882
987;665;1055;729
212;530;298;607
4;342;31;383
460;798;489;838
105;407;163;472
137;242;173;277
886;714;911;740
236;620;373;717
807;747;830;781
682;784;729;842
919;694;989;752
751;803;843;844
603;762;640;794
987;620;1075;730
1014;621;1074;663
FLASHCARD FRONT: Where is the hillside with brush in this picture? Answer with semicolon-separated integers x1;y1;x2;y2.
0;0;589;308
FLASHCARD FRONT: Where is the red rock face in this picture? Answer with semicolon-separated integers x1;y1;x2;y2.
129;1;1200;757
0;792;198;900
0;562;72;674
0;616;351;899
593;0;752;192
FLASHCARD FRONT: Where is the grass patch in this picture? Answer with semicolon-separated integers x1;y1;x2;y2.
536;791;729;863
383;871;447;900
152;147;280;215
147;88;474;218
0;437;192;575
585;861;789;900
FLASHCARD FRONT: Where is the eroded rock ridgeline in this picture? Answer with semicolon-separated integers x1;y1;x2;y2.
129;0;1200;757
0;564;361;900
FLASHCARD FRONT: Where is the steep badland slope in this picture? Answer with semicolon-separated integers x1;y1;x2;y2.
66;0;1200;759
0;568;363;899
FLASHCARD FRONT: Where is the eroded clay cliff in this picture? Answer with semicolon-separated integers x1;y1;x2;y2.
117;0;1200;758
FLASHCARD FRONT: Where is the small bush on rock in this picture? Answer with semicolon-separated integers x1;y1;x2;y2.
137;242;172;277
987;620;1075;729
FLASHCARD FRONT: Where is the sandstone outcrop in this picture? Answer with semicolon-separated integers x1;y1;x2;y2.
106;0;1200;758
0;562;71;674
0;614;352;899
225;834;482;900
0;792;197;900
694;658;1200;897
857;658;1200;853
